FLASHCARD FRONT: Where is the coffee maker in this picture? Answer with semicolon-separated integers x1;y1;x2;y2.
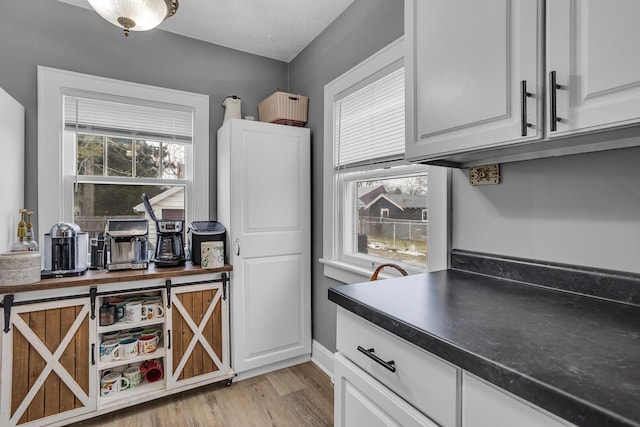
41;222;89;278
105;219;149;271
142;193;186;267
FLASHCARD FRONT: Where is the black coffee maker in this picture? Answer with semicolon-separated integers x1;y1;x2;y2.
142;193;186;267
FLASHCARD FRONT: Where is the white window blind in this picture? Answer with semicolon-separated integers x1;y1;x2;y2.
64;94;193;143
334;65;405;170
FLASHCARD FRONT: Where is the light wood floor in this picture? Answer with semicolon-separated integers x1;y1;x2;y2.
70;362;334;427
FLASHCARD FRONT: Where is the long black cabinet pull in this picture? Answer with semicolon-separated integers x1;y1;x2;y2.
91;343;96;366
168;329;172;350
549;71;561;132
520;80;532;136
357;346;396;373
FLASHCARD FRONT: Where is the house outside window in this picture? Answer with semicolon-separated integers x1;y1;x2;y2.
321;38;449;283
37;67;209;249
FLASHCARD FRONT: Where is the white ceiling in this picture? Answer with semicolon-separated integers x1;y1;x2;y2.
57;0;354;62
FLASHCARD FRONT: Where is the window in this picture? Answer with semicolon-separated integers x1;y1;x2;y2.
321;38;449;283
64;94;191;247
38;67;209;248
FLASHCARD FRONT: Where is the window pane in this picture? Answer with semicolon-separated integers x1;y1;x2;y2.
162;143;185;179
106;137;133;177
73;183;184;249
355;175;428;269
77;134;104;176
135;140;161;178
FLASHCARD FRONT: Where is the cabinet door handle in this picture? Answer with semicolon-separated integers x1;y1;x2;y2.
520;80;532;136
167;329;172;350
235;239;240;256
357;346;396;373
91;343;96;366
549;71;562;132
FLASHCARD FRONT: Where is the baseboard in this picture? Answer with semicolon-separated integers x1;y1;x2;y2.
311;339;335;382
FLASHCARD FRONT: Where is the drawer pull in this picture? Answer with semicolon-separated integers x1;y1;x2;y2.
357;345;396;373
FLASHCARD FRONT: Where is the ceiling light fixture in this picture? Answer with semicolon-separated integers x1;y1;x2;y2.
88;0;179;37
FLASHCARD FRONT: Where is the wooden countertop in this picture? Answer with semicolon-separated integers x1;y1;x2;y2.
0;263;233;294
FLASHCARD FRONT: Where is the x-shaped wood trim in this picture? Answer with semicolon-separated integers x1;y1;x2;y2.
10;305;90;424
171;289;224;380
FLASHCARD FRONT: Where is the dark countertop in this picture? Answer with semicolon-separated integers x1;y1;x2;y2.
329;256;640;426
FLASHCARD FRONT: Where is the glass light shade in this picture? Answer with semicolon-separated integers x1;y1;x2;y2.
88;0;174;33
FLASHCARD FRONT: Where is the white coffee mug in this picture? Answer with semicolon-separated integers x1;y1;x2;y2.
141;303;165;320
118;338;139;360
125;301;143;323
123;366;143;388
99;339;121;362
101;372;130;397
138;334;159;355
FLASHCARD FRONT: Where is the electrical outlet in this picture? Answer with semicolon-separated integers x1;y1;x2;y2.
469;164;500;186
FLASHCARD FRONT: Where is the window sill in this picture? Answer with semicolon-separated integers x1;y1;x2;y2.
319;258;420;285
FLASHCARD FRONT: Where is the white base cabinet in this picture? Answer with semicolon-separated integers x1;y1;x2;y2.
462;372;572;427
335;308;459;427
334;353;438;427
217;119;311;375
0;272;233;426
335;307;575;427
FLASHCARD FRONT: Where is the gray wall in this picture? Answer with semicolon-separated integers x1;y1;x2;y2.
0;0;287;222
452;147;640;274
290;0;640;354
289;0;405;351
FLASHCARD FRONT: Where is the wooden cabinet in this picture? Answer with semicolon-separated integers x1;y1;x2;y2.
406;0;640;165
546;0;640;137
217;119;311;376
462;372;571;427
0;270;233;426
0;298;96;426
405;0;542;161
167;282;230;388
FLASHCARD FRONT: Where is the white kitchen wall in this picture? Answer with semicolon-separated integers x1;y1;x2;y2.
452;146;640;273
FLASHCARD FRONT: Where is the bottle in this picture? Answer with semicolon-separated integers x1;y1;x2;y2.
11;209;29;252
25;211;38;252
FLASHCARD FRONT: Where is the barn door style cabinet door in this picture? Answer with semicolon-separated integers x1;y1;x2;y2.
546;0;640;137
0;298;96;426
405;0;542;162
167;281;232;388
217;119;311;375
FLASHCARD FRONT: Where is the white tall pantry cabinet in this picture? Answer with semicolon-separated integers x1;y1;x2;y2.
217;119;311;376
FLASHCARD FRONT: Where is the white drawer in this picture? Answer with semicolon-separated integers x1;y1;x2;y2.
336;307;459;427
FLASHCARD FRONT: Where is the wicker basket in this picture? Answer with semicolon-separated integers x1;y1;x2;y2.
258;91;308;126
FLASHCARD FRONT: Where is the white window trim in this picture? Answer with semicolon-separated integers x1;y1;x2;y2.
37;66;209;246
320;37;450;284
380;208;390;219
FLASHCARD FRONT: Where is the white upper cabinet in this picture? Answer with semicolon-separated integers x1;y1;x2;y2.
405;0;542;162
406;0;640;165
547;0;640;136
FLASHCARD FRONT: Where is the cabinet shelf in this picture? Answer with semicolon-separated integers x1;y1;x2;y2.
98;318;165;334
98;348;166;371
97;379;166;410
